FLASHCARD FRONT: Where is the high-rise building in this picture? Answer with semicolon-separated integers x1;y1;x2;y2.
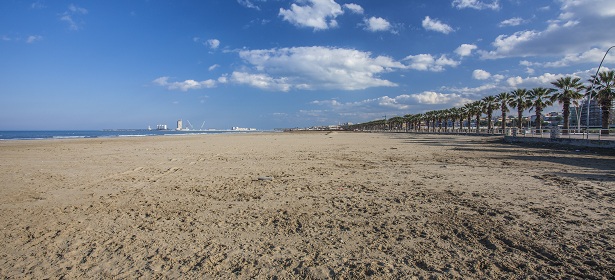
578;99;602;128
177;119;183;130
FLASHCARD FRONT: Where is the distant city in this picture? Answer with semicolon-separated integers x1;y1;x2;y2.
149;120;257;132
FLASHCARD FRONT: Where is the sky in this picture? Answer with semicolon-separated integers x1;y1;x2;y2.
1;0;614;130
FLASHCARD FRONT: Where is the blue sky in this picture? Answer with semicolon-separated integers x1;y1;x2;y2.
1;0;614;130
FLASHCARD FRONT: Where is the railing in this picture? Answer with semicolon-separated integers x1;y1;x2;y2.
362;127;615;141
506;128;614;141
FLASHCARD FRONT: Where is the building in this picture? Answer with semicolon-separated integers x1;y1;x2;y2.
576;99;601;128
569;99;615;129
231;127;257;131
177;119;183;130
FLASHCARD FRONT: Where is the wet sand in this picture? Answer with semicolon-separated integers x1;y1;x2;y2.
1;132;613;278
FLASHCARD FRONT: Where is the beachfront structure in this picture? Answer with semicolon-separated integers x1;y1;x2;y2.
232;127;257;131
574;99;615;128
575;100;602;128
177;120;183;131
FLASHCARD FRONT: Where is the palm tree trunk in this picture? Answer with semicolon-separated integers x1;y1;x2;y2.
475;114;480;133
601;98;611;135
501;106;507;131
517;109;523;130
536;106;542;130
487;112;492;133
562;100;570;134
467;115;471;133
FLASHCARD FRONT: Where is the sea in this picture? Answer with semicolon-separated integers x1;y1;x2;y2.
0;130;265;141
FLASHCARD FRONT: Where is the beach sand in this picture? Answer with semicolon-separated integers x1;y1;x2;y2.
1;132;613;279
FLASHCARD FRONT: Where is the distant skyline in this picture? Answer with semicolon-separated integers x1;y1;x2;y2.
1;0;614;130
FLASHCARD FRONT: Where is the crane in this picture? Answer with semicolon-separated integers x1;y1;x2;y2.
186;120;194;130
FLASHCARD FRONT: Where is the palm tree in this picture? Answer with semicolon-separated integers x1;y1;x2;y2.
482;95;498;133
496;92;514;132
510;88;530;130
551;76;584;133
441;109;451;132
470;100;484;133
433;110;443;132
424;111;433;132
590;70;615;135
411;114;422;131
430;111;438;132
449;107;461;132
416;114;425;132
403;114;413;132
528;87;555;130
423;111;431;132
464;103;474;133
457;106;467;132
388;116;404;131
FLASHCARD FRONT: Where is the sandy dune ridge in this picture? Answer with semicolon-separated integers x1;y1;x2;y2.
0;132;613;278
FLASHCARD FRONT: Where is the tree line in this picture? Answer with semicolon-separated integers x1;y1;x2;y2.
350;70;615;135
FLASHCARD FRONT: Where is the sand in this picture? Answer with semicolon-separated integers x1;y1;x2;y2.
0;132;613;279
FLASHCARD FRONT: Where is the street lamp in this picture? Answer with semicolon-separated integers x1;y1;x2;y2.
383;115;387;131
585;45;615;137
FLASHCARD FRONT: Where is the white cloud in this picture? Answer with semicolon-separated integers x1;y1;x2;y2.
499;17;526;27
480;30;539;58
444;83;501;96
455;44;477;57
68;4;88;15
235;46;405;91
559;0;615;17
481;0;615;60
237;0;260;10
472;69;491;80
343;3;363;14
312;95;406;111
207;39;220;49
506;73;565;88
541;48;615;68
411;91;469;106
311;99;343;107
31;1;45;9
404;54;459;72
60;4;88;30
279;0;344;31
422;16;454;34
452;0;500;10
307;92;474;124
492;74;505;82
230;72;292;92
194;37;222;50
364;17;391;32
208;64;220;71
26;35;42;43
153;76;217;91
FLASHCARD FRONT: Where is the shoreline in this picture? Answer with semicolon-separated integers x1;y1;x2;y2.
0;130;274;141
1;132;613;278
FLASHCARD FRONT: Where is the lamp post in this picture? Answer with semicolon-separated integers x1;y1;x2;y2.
585;46;615;138
383;115;387;131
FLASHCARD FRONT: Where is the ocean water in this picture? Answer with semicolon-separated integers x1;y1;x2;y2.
0;130;262;141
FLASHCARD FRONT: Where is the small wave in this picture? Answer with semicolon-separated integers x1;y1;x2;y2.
0;137;47;141
118;134;149;137
52;135;88;139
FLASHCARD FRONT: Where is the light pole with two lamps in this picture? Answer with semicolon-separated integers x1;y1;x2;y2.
585;45;615;138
